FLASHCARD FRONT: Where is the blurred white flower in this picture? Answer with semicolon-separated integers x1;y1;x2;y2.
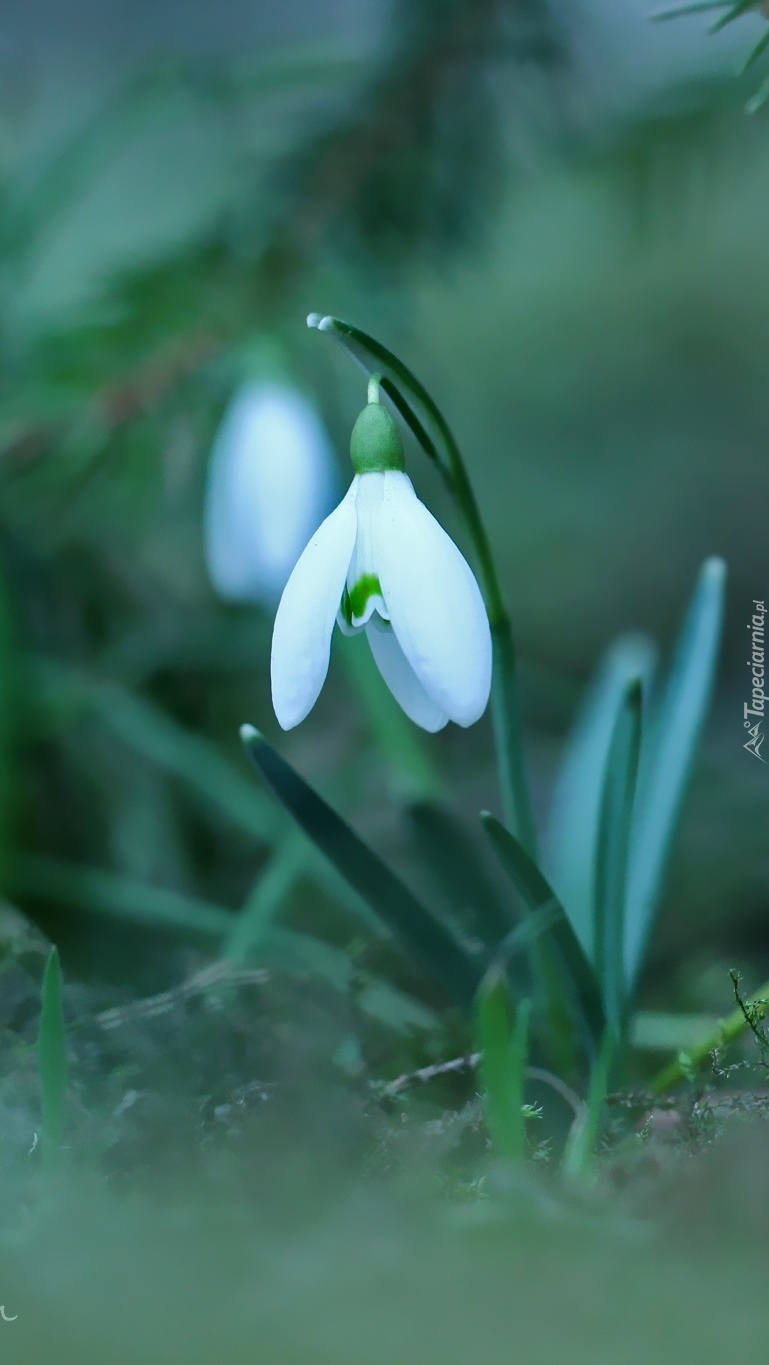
204;382;336;604
271;399;491;733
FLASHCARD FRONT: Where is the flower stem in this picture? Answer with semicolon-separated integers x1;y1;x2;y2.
445;434;537;854
489;617;538;858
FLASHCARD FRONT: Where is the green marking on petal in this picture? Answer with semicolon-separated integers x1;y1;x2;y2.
348;574;384;622
339;585;354;628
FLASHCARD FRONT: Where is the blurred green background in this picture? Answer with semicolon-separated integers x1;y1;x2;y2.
0;0;767;1038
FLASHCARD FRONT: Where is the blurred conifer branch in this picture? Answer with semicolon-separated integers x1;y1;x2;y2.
1;0;564;459
652;0;769;110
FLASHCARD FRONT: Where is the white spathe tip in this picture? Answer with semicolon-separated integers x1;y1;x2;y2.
239;723;258;743
306;313;332;330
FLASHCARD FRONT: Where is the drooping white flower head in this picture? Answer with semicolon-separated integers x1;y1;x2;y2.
271;389;492;732
204;381;336;604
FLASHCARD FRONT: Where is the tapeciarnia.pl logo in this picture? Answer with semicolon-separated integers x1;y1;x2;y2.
744;598;766;762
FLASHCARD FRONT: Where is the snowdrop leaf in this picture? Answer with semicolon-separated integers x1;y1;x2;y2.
624;557;726;984
593;677;643;1035
408;799;515;948
241;726;482;1010
546;635;656;960
481;813;605;1053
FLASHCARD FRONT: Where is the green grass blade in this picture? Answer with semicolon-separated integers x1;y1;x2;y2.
593;677;643;1034
308;313;537;857
408;799;516;949
15;856;232;938
241;726;481;1010
546;635;656;958
34;665;279;842
624;558;726;984
561;1031;616;1180
38;946;68;1160
0;556;16;897
221;835;304;964
476;971;530;1163
481;813;605;1053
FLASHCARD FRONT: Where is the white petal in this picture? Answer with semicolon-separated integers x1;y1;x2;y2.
376;472;492;726
367;623;449;733
344;472;389;627
204;383;337;604
270;483;357;729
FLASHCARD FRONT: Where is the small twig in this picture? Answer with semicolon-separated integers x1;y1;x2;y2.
379;1052;582;1118
383;1051;481;1095
74;961;269;1033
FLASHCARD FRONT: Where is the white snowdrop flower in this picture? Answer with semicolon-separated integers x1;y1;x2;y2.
271;392;492;732
204;381;336;604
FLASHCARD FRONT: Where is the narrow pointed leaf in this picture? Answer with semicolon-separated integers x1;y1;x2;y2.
221;835;304;964
624;558;726;983
15;856;233;937
561;1031;616;1180
0;557;16;897
481;813;605;1051
241;726;481;1009
408;799;516;948
546;634;656;957
593;677;643;1033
